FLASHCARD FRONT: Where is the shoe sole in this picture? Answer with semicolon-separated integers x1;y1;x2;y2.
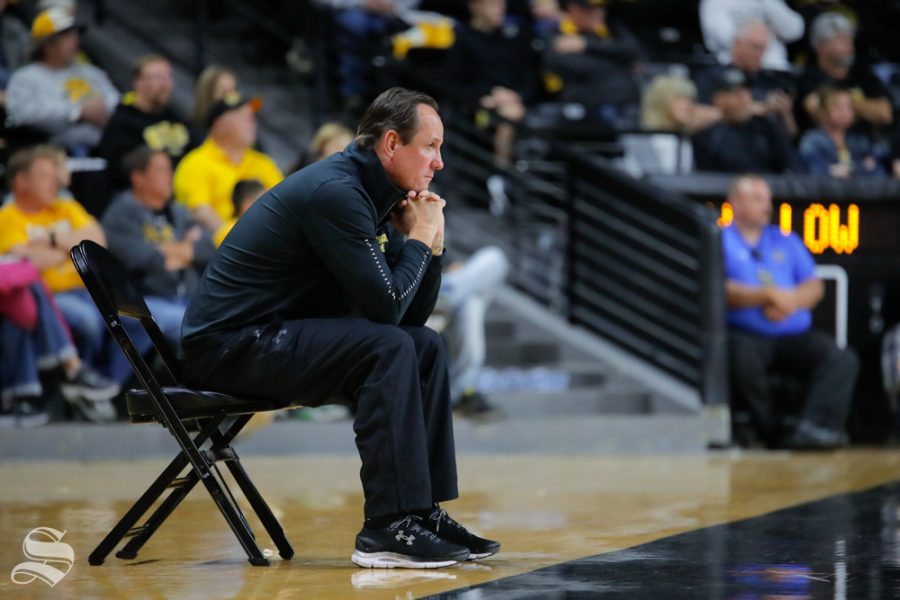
351;550;461;569
60;383;120;403
468;551;498;560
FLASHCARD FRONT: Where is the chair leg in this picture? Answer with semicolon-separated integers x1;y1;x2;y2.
223;457;295;560
213;417;294;559
90;413;282;567
199;469;270;566
115;469;201;559
89;417;238;565
88;452;190;565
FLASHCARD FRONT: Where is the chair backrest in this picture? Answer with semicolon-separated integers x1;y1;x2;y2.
70;240;180;386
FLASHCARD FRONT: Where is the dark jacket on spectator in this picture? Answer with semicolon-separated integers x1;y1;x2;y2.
102;191;215;299
541;18;642;109
97;98;198;193
798;128;885;176
693;115;803;174
695;64;795;105
445;20;541;108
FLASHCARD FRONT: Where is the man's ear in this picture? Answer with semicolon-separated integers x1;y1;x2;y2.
382;130;400;157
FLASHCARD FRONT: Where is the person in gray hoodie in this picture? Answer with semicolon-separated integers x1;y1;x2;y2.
101;146;215;344
5;7;118;153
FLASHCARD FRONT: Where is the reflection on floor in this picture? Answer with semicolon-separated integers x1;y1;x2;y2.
1;450;900;599
430;480;900;599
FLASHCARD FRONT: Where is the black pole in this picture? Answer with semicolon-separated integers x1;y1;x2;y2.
195;0;209;75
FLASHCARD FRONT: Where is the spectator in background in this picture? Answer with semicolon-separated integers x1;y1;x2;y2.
796;12;893;132
0;146;138;395
692;69;802;174
321;0;420;101
1;263;118;425
189;65;237;130
695;19;797;137
449;3;539;124
723;174;857;449
621;74;721;176
290;121;354;172
531;0;560;24
173;92;282;231
446;0;541;167
699;0;803;72
799;86;884;177
542;0;643;127
0;0;30;113
440;246;509;420
214;179;266;247
787;1;857;65
102;147;215;344
97;55;197;194
5;7;119;154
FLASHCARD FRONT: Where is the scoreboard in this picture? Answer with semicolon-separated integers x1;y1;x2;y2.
715;200;900;258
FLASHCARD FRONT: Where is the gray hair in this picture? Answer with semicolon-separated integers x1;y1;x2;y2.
355;87;439;150
734;18;770;41
810;12;855;48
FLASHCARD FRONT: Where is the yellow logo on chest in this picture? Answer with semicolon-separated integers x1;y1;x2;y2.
143;121;190;156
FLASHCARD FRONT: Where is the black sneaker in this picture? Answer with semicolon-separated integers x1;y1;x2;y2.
423;507;500;560
454;392;504;422
352;514;470;569
60;366;120;403
60;367;119;423
0;398;49;428
785;420;849;450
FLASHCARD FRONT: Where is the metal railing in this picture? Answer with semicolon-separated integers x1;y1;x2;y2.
437;111;728;404
553;147;727;402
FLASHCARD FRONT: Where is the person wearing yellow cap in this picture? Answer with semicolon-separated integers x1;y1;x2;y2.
5;6;119;153
172;92;282;231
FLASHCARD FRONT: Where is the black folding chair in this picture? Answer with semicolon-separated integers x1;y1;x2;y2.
70;240;295;566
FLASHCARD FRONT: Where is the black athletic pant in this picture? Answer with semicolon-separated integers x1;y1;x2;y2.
181;319;458;519
729;328;858;442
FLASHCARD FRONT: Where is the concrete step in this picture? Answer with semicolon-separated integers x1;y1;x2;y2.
486;387;651;417
0;412;730;460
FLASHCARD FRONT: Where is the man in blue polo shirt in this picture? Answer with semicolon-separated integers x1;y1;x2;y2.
723;174;857;448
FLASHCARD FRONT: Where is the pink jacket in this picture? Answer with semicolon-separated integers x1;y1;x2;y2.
0;260;43;330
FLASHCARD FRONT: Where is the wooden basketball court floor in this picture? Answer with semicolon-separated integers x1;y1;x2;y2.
3;449;900;599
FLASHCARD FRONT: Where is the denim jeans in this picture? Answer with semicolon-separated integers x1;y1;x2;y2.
145;297;187;346
1;283;77;409
54;288;151;385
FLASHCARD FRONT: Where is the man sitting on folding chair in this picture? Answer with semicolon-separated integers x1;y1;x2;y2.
180;87;500;569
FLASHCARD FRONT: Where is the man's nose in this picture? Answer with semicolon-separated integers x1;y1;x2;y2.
432;151;444;171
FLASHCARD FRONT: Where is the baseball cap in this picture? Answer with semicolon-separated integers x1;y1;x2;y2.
710;68;747;94
205;91;263;128
810;12;856;48
31;7;84;41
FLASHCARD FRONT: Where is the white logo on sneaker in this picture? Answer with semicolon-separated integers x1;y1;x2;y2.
395;530;415;546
